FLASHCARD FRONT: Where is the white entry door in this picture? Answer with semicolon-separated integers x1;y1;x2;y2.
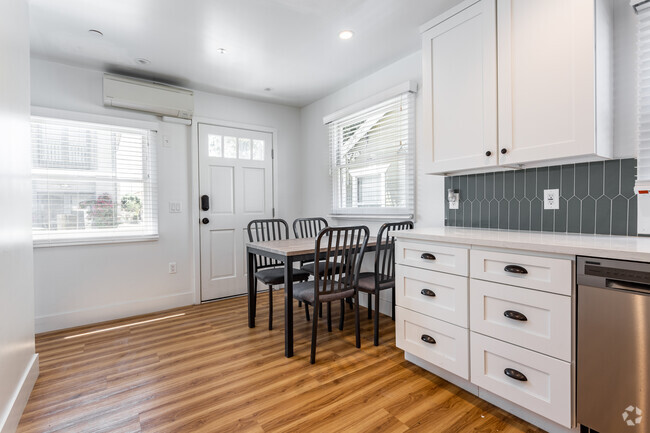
199;123;274;301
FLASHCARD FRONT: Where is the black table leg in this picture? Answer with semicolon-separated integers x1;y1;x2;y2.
284;256;294;358
247;249;256;328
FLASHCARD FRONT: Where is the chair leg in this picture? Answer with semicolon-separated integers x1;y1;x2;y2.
298;301;302;307
339;299;345;330
319;303;323;318
327;302;332;332
391;286;396;321
268;285;273;330
305;303;310;321
354;292;360;348
347;297;353;311
253;281;257;318
310;302;319;364
367;292;372;319
374;290;380;346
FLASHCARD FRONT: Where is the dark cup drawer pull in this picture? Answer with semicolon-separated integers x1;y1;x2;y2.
420;289;436;297
504;368;527;382
504;264;528;275
421;334;436;344
421;253;436;261
504;310;528;321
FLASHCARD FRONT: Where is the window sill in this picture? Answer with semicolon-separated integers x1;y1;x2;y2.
33;234;159;248
328;214;414;221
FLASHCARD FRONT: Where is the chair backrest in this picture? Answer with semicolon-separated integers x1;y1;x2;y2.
312;225;369;302
293;217;328;238
247;219;290;270
375;221;414;285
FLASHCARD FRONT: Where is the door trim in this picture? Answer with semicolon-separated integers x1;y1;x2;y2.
191;117;278;304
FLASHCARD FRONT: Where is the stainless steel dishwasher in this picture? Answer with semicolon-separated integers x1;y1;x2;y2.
577;256;650;433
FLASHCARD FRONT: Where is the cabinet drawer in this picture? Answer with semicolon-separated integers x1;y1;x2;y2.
396;265;468;328
470;249;572;295
470;333;572;428
396;240;468;276
396;306;469;379
469;279;571;361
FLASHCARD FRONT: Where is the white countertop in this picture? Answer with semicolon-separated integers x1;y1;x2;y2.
398;227;650;262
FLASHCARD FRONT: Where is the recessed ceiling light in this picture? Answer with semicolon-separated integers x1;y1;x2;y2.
88;29;103;37
216;48;227;55
264;88;272;92
135;58;151;65
339;30;354;40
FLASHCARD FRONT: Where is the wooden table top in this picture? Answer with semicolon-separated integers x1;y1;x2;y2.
246;236;377;257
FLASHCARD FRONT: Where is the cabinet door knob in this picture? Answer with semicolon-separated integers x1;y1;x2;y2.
485;150;492;157
420;253;436;261
501;148;508;154
421;334;436;344
504;310;528;321
504;368;527;382
504;264;528;274
420;288;436;297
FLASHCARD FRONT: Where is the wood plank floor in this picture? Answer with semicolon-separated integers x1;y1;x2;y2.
18;292;545;433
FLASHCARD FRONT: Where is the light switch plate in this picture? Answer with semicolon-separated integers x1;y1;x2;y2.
169;201;182;213
544;189;559;210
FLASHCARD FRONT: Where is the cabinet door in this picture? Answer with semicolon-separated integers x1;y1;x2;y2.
421;0;497;175
497;0;598;165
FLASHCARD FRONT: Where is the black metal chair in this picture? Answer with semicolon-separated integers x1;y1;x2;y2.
291;225;370;364
292;217;336;277
356;221;414;346
247;219;310;330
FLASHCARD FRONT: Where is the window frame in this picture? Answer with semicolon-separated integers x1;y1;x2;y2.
326;89;416;218
30;107;160;248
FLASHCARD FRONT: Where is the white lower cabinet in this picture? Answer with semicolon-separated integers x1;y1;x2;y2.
395;236;575;431
470;332;572;428
469;279;572;361
396;306;469;379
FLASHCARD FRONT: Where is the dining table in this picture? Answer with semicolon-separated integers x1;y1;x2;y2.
246;236;377;358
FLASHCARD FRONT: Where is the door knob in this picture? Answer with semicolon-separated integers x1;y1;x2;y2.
202;218;210;224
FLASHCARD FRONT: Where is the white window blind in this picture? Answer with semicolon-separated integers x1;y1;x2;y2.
637;3;650;192
327;92;415;217
31;116;158;246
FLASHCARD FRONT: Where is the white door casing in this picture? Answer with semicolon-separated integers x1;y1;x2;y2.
198;123;274;301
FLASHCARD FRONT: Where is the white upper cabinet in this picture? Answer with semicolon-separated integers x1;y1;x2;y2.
421;0;613;175
421;0;498;174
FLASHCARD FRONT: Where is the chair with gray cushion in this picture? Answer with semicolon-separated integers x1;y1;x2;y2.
356;221;414;346
292;217;337;277
291;225;369;364
247;219;310;330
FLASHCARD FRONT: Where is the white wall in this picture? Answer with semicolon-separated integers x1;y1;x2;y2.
0;0;38;432
30;59;302;333
613;0;637;159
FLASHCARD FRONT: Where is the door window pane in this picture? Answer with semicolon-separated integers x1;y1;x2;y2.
252;139;265;161
208;135;222;157
223;136;237;158
238;138;251;159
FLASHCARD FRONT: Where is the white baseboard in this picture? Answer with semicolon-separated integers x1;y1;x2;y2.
403;352;578;433
0;354;39;433
35;291;194;333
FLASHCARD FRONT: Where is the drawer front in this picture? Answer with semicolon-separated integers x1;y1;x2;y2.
396;306;469;379
470;249;572;295
470;333;572;428
470;279;571;361
396;240;468;276
396;265;468;327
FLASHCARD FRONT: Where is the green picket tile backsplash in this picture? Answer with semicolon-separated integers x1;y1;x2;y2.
444;159;638;236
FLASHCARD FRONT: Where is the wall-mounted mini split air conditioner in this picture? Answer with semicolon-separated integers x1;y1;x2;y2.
103;74;194;121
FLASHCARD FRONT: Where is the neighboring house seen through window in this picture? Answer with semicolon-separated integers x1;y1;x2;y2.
31;116;158;245
328;91;415;216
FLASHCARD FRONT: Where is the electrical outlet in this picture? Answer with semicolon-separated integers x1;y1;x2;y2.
544;189;560;210
169;201;182;213
168;262;177;274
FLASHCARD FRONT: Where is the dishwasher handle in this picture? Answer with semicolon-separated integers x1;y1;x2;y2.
606;279;650;294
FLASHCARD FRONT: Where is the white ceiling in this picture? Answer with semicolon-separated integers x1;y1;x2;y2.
29;0;462;107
